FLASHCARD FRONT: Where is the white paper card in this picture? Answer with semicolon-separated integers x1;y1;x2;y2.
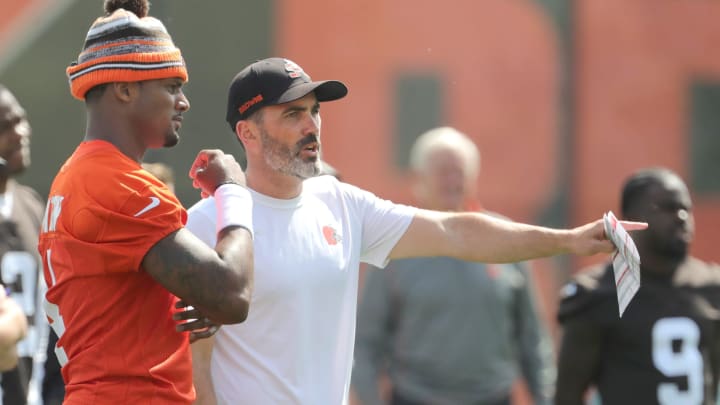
603;211;641;317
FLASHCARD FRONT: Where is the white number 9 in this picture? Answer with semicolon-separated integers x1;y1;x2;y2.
652;317;703;405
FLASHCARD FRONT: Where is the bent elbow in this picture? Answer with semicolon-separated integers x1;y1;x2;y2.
226;297;250;324
215;287;251;324
212;261;253;324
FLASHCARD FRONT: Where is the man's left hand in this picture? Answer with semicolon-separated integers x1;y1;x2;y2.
173;300;221;343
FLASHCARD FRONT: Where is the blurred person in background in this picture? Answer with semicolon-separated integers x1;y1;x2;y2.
351;127;556;405
143;162;176;194
556;167;720;405
0;84;63;405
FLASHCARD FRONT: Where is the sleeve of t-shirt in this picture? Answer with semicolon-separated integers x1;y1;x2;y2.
186;197;218;248
69;170;186;275
339;182;416;268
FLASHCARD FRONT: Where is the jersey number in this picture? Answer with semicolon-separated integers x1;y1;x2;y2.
41;195;68;366
652;317;703;405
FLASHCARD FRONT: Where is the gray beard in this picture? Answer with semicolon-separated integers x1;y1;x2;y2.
259;128;320;179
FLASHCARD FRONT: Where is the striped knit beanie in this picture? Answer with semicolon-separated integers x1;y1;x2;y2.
66;0;188;100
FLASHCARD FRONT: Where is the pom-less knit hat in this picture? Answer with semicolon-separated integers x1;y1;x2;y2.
66;1;188;100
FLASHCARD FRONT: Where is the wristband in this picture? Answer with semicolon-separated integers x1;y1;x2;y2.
213;180;240;194
214;183;254;238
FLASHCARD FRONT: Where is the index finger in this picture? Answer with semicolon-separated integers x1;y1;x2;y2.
619;221;648;231
188;151;210;179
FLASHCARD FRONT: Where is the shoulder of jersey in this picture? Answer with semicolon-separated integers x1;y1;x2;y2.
14;183;44;204
675;257;720;287
13;183;46;218
558;263;615;320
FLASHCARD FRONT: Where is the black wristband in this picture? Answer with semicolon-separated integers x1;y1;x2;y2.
213;180;241;194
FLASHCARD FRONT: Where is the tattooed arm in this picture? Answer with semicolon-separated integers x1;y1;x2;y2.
142;150;254;324
143;226;253;324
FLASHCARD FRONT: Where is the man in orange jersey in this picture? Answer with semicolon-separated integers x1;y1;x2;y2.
37;1;254;404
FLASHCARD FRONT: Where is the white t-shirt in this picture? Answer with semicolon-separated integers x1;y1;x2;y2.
186;175;416;405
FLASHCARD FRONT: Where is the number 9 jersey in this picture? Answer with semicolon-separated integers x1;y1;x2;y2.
556;259;720;405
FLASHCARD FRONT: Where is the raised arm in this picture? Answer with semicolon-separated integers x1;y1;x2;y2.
390;210;646;262
142;150;254;324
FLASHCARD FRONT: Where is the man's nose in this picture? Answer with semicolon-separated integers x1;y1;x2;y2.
177;91;190;112
677;209;689;222
303;113;320;135
13;120;30;140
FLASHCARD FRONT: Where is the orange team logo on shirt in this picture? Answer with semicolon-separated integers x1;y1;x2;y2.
322;225;341;245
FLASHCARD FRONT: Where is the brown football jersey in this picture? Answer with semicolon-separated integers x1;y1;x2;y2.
557;258;720;405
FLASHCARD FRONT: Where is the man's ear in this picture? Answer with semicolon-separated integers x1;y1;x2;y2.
236;120;256;149
110;82;138;103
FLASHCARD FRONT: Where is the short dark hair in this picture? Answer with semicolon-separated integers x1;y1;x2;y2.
84;84;108;103
621;167;679;216
230;108;264;152
248;108;264;124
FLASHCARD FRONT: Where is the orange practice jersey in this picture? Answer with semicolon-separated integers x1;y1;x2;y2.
37;140;193;404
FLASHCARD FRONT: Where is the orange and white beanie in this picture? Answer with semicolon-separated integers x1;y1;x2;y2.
66;0;188;100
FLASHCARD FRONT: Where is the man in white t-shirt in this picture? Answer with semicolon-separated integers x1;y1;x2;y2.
186;57;647;405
